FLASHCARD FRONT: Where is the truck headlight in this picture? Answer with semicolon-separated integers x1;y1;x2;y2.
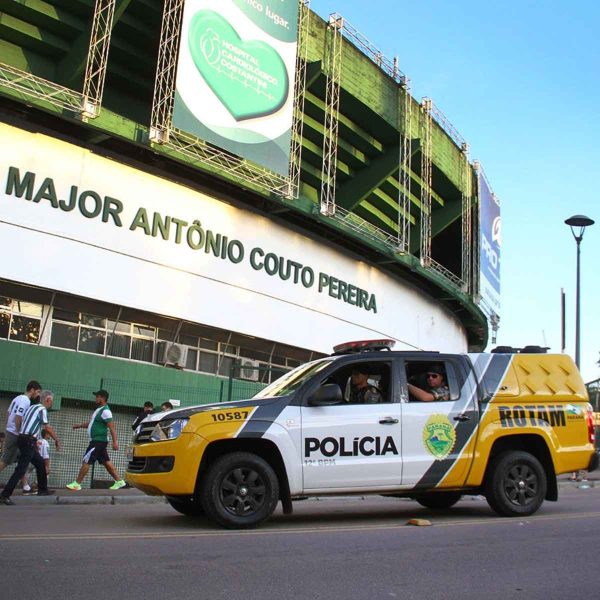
149;418;189;442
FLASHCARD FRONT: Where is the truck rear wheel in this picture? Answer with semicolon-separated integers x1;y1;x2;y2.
200;452;279;529
166;495;204;517
485;451;547;517
415;491;462;509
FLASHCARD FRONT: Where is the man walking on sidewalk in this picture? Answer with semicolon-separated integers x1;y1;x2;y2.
0;390;61;506
0;380;42;476
66;389;126;491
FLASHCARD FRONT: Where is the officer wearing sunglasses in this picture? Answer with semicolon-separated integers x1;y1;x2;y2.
407;365;450;402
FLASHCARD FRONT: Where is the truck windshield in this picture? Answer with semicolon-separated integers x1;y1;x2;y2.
253;357;336;399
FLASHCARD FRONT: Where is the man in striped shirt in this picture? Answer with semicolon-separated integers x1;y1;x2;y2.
0;390;61;505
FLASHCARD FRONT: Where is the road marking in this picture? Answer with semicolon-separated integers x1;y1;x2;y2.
1;511;600;542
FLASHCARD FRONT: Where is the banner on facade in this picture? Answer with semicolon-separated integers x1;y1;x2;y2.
478;171;501;316
172;0;299;176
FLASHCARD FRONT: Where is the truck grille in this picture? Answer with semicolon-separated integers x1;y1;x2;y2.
135;422;156;443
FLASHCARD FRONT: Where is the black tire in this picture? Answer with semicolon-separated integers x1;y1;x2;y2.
166;495;205;517
415;491;462;509
200;452;279;529
485;451;547;517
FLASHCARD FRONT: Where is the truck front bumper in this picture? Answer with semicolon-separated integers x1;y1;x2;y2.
125;432;207;496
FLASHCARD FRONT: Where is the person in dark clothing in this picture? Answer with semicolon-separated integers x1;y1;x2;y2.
131;401;154;431
408;365;450;402
0;390;60;505
347;365;381;404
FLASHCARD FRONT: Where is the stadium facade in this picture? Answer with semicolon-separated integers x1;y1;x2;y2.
0;1;500;485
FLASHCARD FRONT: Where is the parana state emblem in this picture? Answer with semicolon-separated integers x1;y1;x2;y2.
422;414;456;460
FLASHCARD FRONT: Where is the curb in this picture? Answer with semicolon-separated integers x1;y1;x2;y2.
5;480;597;507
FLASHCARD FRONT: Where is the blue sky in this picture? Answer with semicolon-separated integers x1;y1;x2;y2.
311;0;600;382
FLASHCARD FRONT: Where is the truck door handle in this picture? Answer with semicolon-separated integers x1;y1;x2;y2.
379;417;399;425
454;413;470;422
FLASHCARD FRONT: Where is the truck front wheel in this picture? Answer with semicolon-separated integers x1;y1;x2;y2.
200;452;279;529
485;451;547;517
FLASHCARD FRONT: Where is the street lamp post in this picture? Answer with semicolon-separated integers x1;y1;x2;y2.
565;215;595;369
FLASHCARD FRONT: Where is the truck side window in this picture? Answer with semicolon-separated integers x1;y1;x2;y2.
405;361;459;402
322;362;391;404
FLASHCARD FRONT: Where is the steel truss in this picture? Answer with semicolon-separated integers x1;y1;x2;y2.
419;97;433;267
320;13;343;216
81;0;117;118
0;0;115;119
397;77;413;254
328;206;397;247
150;0;308;198
460;143;472;293
472;160;482;302
149;0;185;144
287;1;311;199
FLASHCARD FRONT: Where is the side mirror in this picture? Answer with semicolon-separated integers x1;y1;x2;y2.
308;384;343;406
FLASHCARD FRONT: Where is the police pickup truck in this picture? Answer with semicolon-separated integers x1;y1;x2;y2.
126;340;598;528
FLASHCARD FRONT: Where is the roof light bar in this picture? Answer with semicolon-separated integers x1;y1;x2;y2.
332;339;396;355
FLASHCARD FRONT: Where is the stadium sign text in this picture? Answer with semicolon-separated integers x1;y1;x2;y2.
4;166;377;314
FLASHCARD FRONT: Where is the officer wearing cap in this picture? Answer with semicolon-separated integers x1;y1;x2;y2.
347;365;382;404
65;389;126;491
408;365;450;402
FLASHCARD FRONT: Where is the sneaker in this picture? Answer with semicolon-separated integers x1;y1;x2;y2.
22;484;31;493
109;480;127;490
0;496;15;505
22;489;36;496
36;490;55;496
66;481;82;491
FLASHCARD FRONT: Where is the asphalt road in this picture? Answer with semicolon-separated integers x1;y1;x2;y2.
1;487;598;600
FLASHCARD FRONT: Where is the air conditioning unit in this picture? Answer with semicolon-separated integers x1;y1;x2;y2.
239;358;260;382
156;342;188;367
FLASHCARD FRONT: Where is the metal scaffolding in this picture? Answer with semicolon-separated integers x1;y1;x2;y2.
460;143;472;293
397;77;413;254
0;0;115;119
81;0;117;118
149;0;185;144
286;0;311;200
419;97;433;267
320;13;343;216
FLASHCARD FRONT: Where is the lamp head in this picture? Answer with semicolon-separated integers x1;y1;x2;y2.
565;215;594;228
565;214;594;242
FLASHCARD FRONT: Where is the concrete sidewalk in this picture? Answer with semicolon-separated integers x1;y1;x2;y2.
3;473;598;506
6;486;167;506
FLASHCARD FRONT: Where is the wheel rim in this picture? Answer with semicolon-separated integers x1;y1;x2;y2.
219;467;266;517
502;463;539;507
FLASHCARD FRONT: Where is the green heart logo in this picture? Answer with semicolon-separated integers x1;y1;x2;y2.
188;10;289;122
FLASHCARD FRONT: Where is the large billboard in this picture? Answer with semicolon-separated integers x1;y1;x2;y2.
172;0;299;176
478;171;501;316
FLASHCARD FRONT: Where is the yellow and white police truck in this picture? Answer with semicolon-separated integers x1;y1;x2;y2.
126;340;598;528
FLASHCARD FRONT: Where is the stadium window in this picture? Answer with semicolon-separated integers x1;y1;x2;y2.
7;300;42;344
79;328;105;354
0;300;9;338
200;338;218;351
186;348;198;370
199;352;218;374
107;332;131;358
179;333;199;347
218;355;235;377
51;322;78;350
131;337;153;362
